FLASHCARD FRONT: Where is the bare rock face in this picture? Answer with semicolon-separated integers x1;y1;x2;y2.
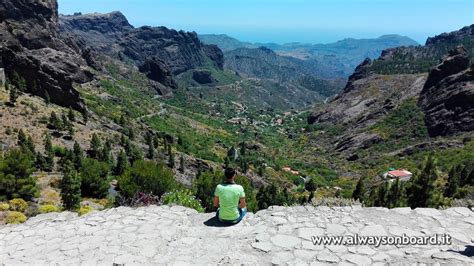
120;26;222;75
139;58;177;90
192;70;216;84
0;0;94;111
426;25;474;46
418;46;474;137
59;12;224;88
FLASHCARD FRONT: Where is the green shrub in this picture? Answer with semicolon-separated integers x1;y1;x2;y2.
6;211;27;224
162;190;204;212
9;198;28;212
192;171;223;212
79;158;110;198
39;204;59;213
0;203;9;211
118;160;177;199
78;206;94;216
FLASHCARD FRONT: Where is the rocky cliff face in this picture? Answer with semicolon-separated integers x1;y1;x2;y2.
59;12;224;90
418;46;474;137
0;0;95;111
119;26;222;75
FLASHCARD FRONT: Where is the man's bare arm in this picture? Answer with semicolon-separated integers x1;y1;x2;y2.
213;196;219;208
239;197;246;209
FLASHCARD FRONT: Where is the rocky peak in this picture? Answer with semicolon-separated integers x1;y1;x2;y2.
426;24;474;46
59;11;133;35
342;57;372;92
418;46;474;137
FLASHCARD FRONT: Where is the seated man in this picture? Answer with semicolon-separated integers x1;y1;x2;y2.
213;168;247;224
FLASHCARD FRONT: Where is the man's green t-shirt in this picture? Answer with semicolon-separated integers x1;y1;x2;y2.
214;183;245;221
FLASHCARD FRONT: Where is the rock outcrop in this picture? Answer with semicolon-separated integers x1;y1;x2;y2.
192;70;216;84
0;0;95;111
59;12;224;89
0;205;472;264
138;58;178;90
418;46;474;137
426;25;474;46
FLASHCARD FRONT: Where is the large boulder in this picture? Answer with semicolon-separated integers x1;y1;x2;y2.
418;46;474;137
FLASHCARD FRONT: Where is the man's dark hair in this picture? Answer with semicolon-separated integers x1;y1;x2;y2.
225;168;236;179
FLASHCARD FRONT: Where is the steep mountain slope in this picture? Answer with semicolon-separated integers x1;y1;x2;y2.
306;25;474;173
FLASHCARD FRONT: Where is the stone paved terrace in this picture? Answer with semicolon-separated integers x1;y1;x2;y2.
0;205;473;265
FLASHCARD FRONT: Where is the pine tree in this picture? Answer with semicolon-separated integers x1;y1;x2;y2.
62;113;69;129
374;182;389;207
258;163;265;176
16;130;35;155
408;155;442;208
114;150;128;176
99;139;112;163
305;178;317;193
89;133;102;160
72;141;83;170
60;162;82;211
387;178;403;208
44;133;54;171
9;86;18;105
444;166;460;197
68;108;76;122
459;165;470;187
44;90;50;104
48;111;63;130
119;115;126;126
17;75;26;92
146;133;155;159
0;149;38;200
17;129;27;147
179;155;185;173
128;127;135;140
352;177;365;202
81;110;89;125
168;144;175;168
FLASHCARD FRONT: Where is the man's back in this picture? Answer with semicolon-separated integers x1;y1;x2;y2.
214;183;245;221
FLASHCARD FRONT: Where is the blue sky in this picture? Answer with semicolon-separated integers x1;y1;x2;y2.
59;0;474;44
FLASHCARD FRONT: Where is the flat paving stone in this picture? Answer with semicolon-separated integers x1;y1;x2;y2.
0;206;472;264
